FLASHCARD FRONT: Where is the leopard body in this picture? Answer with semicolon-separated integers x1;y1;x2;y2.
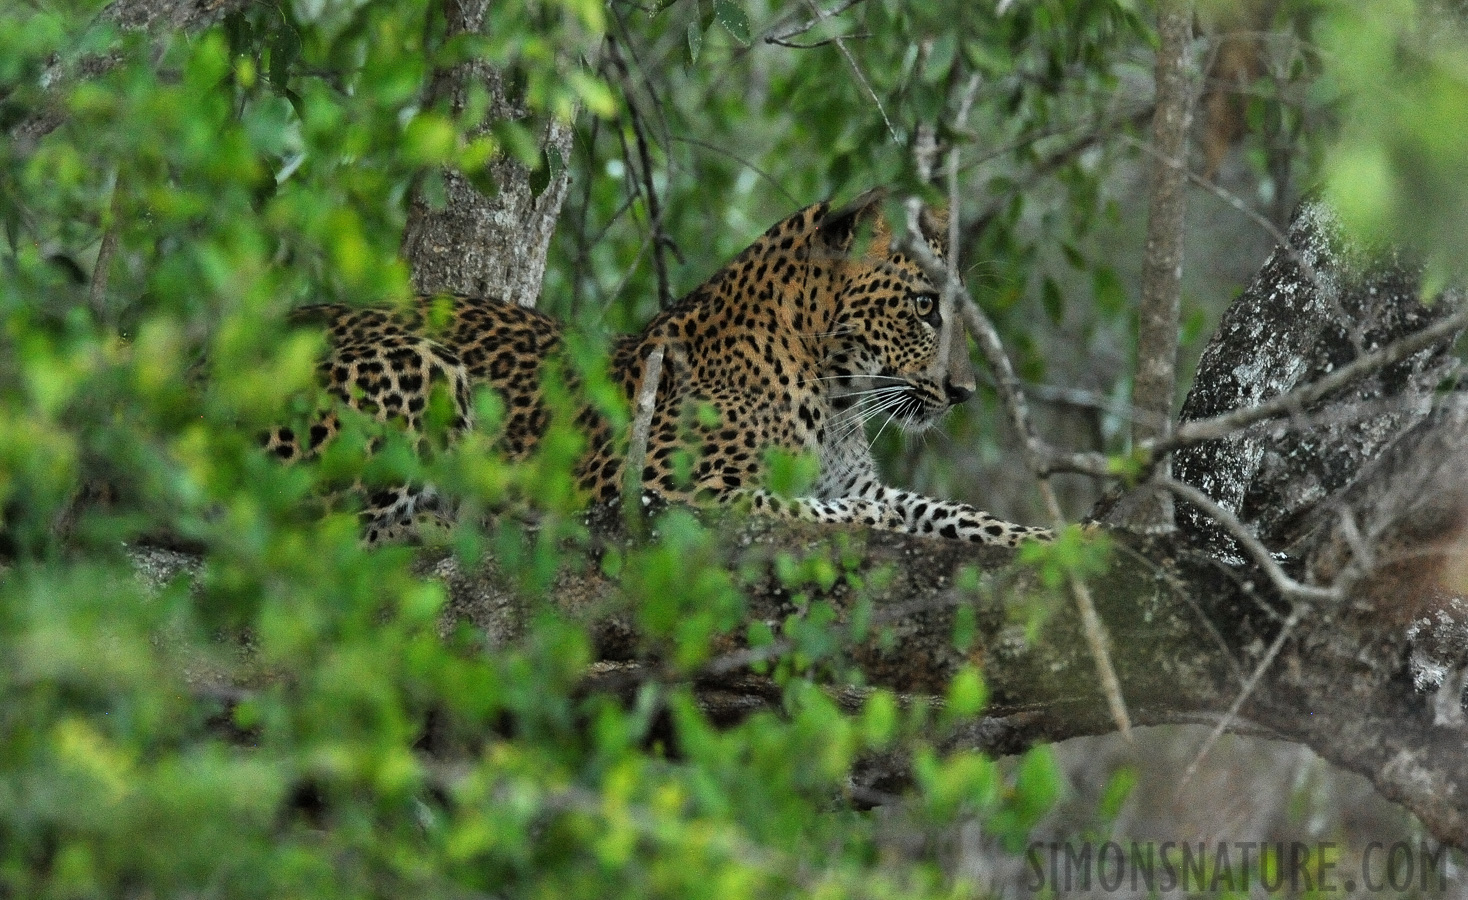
264;191;1051;547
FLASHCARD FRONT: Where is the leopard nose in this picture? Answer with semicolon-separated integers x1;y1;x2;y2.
944;378;975;405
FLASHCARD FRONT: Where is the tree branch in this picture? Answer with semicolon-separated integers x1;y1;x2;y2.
764;0;870;45
605;36;679;308
9;0;256;152
1159;306;1468;456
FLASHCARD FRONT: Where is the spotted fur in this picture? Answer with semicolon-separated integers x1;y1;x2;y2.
264;191;1051;546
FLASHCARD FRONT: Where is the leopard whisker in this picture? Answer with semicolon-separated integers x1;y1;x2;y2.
867;404;904;453
836;385;912;403
827;388;910;421
800;327;859;338
797;373;907;389
832;385;908;417
831;391;909;445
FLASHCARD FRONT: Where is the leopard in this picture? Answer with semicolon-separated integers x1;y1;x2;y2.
263;189;1052;547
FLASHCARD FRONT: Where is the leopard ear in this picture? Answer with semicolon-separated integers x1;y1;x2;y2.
919;204;950;253
816;188;887;254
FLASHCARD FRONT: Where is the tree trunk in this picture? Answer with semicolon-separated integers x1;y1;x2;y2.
1128;0;1193;529
398;0;574;304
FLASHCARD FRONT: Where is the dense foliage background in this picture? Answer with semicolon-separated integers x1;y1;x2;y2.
3;0;1467;895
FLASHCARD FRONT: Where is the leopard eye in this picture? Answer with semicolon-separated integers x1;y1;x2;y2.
912;292;940;327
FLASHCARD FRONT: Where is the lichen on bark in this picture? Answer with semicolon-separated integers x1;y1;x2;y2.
1175;202;1462;557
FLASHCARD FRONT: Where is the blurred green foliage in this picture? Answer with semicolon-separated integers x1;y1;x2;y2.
2;0;1464;895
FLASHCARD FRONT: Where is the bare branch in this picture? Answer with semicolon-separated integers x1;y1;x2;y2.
910;77;1132;739
894;206;1115;483
799;0;898;143
767;33;871;49
1120;132;1366;355
1177;600;1307;790
9;0;257;151
764;0;869;43
670;137;798;205
966;105;1155;243
624;344;666;510
1154;476;1337;603
605;37;679;308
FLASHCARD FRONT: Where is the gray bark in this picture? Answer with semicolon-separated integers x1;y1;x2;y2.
399;0;574;305
1174;203;1462;557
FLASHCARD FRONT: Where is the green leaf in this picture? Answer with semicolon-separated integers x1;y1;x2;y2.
713;0;750;45
566;70;616;118
923;32;957;83
1041;275;1064;325
945;666;988;719
529;145;566;197
686;21;704;66
1092;265;1128;317
1099;766;1138;822
1011;746;1061;822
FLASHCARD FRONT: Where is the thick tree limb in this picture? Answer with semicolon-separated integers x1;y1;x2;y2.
136;444;1468;847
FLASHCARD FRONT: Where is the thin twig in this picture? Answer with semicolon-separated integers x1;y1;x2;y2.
954;300;1055;473
1109;539;1247;682
767;33;871;49
1118;132;1366;354
764;0;869;43
967;105;1155;241
1176;601;1307;791
1153;476;1337;603
1022;381;1165;429
900;76;1133;740
945;253;1135;740
570;117;601;313
604;226;656;314
610;8;677;171
799;0;898;143
669;136;798;205
625;344;666;509
606;37;678;308
1034;298;1466;477
1028;382;1450;438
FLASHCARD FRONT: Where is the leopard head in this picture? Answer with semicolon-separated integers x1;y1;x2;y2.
805;190;977;433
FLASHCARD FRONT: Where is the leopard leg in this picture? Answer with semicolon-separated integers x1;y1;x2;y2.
743;485;1051;547
362;484;455;545
861;484;1053;547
